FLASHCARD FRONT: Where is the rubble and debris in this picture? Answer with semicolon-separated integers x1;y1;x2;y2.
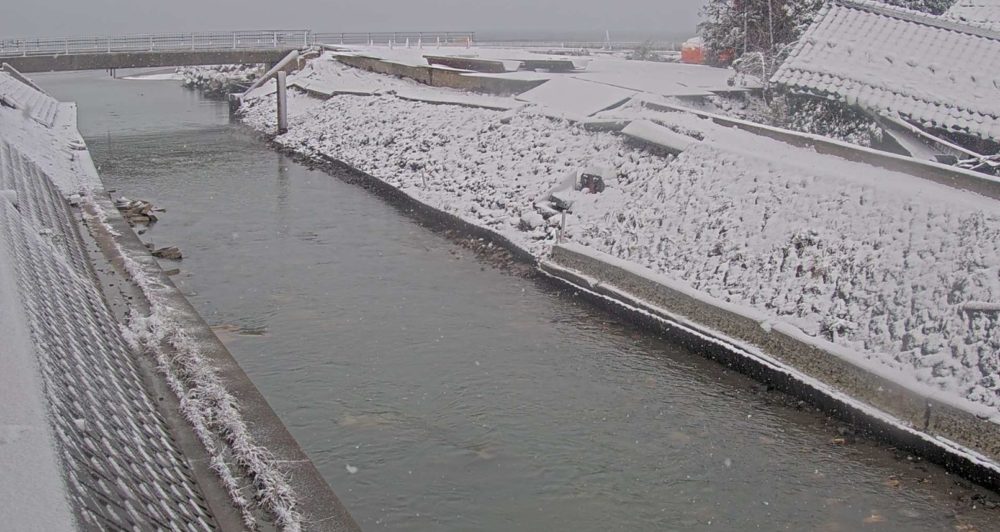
114;196;162;226
152;246;183;261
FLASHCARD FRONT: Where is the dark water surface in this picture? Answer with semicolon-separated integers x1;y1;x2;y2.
37;70;1000;531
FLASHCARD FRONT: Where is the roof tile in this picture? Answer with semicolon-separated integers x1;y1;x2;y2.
773;0;1000;141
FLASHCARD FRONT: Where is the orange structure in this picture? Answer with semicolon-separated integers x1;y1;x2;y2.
680;37;705;64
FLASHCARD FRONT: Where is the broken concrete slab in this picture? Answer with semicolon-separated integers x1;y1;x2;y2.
515;77;635;121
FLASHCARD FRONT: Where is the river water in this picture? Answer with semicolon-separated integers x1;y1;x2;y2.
37;70;1000;531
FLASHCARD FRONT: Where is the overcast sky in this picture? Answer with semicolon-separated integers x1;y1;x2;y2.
2;0;706;40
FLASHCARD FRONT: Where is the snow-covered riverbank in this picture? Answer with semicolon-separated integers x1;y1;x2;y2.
179;64;261;94
236;52;1000;416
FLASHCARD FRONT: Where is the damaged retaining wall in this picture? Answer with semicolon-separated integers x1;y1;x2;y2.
333;54;544;95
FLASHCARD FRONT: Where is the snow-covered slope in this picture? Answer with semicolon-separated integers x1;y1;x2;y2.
0;75;102;195
239;53;1000;416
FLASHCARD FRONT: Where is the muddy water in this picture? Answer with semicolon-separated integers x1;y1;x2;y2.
38;70;1000;531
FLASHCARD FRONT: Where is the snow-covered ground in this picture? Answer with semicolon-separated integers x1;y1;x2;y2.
238;52;1000;416
0;74;101;194
122;71;185;81
179;64;261;94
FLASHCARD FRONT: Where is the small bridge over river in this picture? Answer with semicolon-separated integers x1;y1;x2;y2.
0;30;477;73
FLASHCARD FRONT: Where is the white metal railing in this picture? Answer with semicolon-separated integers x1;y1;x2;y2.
0;30;312;58
311;31;476;47
473;40;680;51
0;30;664;59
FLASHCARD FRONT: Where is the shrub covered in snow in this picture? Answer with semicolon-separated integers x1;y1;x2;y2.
660;92;885;148
769;94;883;146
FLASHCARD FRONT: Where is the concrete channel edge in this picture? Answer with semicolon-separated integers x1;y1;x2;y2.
267;126;1000;492
542;242;1000;490
84;194;361;532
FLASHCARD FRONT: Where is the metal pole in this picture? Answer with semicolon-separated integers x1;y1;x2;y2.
276;71;288;135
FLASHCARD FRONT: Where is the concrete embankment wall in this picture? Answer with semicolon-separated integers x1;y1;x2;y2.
271;121;1000;489
334;54;545;95
244;58;1000;490
541;243;1000;489
88;195;361;531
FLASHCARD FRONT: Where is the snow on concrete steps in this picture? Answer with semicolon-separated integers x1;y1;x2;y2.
0;72;59;128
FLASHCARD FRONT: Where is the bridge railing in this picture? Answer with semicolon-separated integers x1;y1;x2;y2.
310;32;475;47
0;30;312;58
0;30;665;58
473;40;680;51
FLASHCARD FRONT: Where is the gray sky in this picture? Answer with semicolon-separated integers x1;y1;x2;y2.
2;0;706;40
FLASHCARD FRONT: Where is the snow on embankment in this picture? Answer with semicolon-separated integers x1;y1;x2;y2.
0;74;101;194
180;64;261;95
238;56;1000;414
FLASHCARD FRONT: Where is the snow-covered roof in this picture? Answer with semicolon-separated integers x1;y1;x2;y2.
772;0;1000;142
947;0;1000;31
1;106;218;528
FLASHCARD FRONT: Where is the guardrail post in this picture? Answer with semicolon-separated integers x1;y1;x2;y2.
273;31;277;48
303;31;309;47
149;35;154;51
191;33;195;51
107;37;111;53
341;33;345;45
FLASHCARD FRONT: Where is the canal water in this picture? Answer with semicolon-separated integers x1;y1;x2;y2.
38;70;1000;531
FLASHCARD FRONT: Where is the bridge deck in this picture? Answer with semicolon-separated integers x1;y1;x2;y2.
3;49;298;73
0;30;477;72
